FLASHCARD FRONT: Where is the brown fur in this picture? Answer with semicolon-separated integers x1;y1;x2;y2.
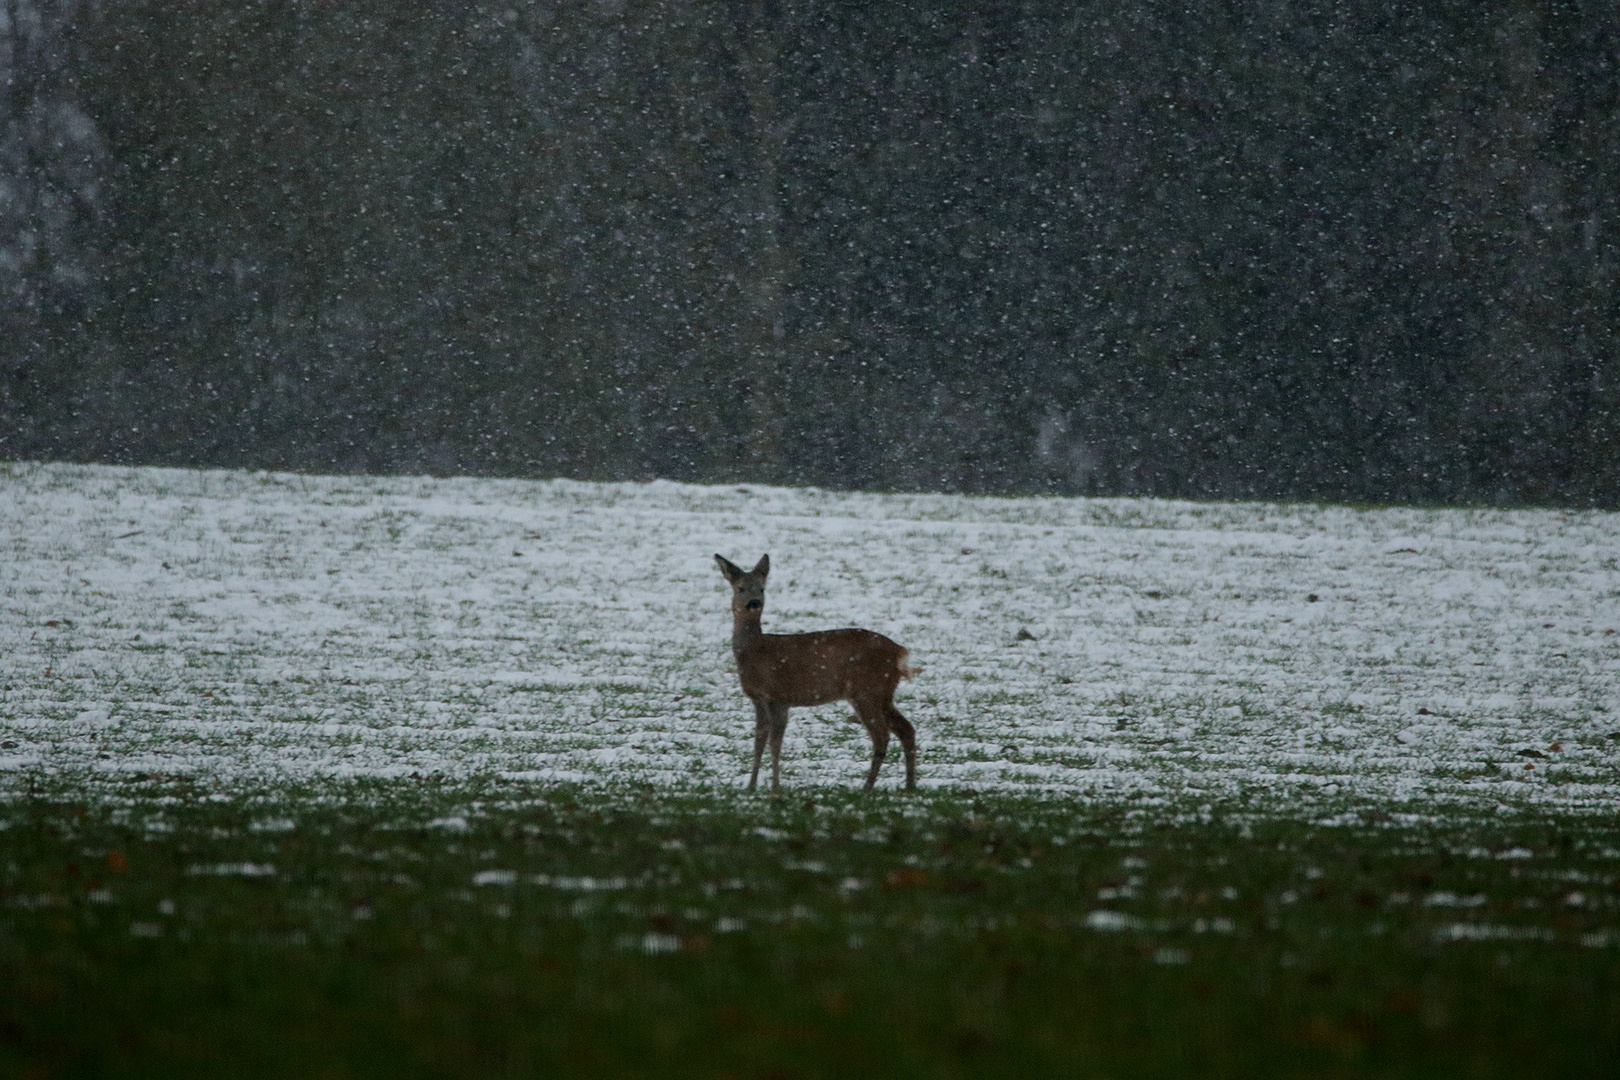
715;554;917;791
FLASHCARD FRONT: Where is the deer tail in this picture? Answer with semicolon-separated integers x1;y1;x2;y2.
896;648;918;680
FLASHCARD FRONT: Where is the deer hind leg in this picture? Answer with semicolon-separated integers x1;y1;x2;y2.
766;702;790;792
884;704;917;791
747;698;771;792
853;698;890;789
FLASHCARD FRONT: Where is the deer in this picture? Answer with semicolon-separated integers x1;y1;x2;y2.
715;553;917;792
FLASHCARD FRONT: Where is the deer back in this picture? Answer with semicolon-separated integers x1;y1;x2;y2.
736;628;907;707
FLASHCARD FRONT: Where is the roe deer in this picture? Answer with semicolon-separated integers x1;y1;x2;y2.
715;553;916;791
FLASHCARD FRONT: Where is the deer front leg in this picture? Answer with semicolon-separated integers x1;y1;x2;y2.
747;698;770;792
767;702;790;792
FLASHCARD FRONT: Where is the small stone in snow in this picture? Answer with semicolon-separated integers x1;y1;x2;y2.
1015;628;1037;642
1516;748;1546;759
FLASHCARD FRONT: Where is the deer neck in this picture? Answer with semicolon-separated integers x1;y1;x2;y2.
731;611;763;654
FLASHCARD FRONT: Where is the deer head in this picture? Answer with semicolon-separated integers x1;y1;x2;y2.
715;553;769;619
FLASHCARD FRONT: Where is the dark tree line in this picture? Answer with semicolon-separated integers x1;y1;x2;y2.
3;0;1617;506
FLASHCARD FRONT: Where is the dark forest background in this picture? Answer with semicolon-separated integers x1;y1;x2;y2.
2;0;1617;505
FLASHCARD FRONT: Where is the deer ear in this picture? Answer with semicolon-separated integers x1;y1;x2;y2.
715;554;742;582
753;553;770;577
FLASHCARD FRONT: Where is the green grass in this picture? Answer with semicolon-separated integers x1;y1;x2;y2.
3;779;1618;1077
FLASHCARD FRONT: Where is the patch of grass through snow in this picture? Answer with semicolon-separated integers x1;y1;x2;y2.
1;778;1615;1076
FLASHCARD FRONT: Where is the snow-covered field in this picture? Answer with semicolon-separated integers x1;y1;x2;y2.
2;462;1617;816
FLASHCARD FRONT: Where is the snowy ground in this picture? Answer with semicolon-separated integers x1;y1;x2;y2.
2;462;1617;816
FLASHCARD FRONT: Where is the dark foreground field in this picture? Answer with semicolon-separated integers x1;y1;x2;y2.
2;779;1617;1078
